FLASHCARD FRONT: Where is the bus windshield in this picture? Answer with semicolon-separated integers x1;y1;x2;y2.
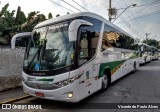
23;22;75;71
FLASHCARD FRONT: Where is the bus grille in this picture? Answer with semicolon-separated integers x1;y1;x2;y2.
24;81;59;90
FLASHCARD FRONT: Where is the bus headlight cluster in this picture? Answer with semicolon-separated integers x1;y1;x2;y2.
54;71;84;87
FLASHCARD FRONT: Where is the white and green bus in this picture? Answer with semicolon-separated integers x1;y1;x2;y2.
138;43;153;64
151;46;159;60
11;12;140;102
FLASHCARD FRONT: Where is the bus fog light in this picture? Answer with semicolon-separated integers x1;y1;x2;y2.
68;93;73;98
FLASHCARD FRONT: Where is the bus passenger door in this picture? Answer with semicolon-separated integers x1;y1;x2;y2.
78;62;98;96
92;64;98;90
78;29;99;95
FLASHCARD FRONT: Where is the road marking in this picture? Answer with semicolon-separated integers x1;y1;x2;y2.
16;96;39;103
0;95;31;104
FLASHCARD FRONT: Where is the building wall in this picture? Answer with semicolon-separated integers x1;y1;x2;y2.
0;46;25;92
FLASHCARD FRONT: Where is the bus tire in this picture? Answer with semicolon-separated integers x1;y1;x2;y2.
101;72;110;91
132;62;136;73
144;58;146;64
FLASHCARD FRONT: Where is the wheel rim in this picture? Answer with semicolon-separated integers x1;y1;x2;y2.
103;75;108;89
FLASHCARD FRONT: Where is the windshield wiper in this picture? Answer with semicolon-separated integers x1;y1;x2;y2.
26;40;53;74
43;51;53;73
40;40;54;74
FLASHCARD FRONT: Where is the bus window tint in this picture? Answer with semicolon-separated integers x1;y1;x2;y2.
102;24;137;50
101;24;114;51
78;17;102;66
116;30;137;50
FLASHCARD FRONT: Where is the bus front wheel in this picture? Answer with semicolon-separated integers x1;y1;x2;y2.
132;62;136;73
101;74;109;91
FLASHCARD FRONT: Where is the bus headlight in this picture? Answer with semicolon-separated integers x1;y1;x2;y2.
68;92;73;98
54;71;84;87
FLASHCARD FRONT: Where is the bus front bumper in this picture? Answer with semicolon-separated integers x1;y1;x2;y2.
22;81;80;102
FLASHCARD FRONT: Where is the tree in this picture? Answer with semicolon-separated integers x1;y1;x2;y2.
48;13;53;19
0;3;9;17
0;4;17;44
56;14;60;17
15;6;26;26
0;3;54;45
143;39;159;48
21;11;47;31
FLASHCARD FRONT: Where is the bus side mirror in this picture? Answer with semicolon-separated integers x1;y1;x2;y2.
11;32;32;49
68;19;93;42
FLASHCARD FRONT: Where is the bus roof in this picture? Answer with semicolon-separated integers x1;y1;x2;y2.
34;12;134;39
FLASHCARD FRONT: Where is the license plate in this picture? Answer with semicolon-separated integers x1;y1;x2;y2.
35;92;45;97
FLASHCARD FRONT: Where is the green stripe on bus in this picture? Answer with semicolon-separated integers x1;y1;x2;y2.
99;60;126;78
36;78;54;82
129;53;139;59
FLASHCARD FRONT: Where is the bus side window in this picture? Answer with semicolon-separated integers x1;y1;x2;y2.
101;24;115;51
78;29;99;66
78;17;101;66
79;30;89;65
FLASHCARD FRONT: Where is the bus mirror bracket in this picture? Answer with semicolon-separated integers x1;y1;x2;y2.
68;19;93;42
11;32;32;49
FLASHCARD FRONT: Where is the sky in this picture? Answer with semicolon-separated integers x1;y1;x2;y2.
0;0;160;41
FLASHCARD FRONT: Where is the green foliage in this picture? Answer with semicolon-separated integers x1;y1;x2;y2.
56;14;60;17
48;13;53;19
0;3;54;46
143;39;159;48
0;3;9;17
21;12;47;32
0;37;8;45
37;14;46;22
15;6;26;25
